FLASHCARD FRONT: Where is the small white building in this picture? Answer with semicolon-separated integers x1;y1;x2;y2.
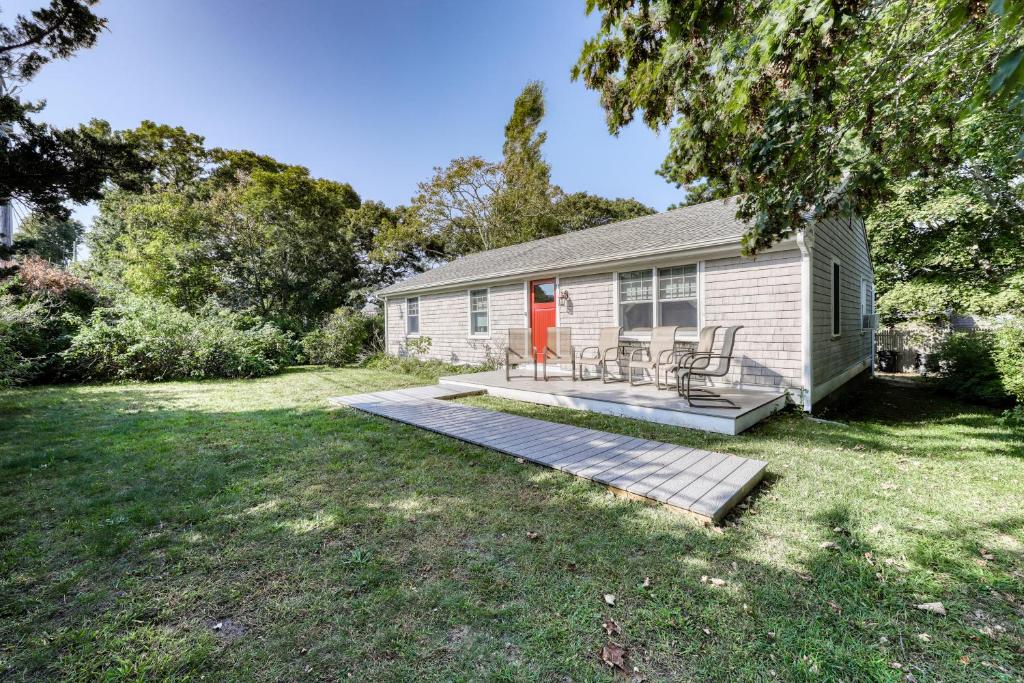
378;197;875;416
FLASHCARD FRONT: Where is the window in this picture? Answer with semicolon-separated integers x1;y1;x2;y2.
861;277;874;330
406;297;419;335
532;282;555;303
657;265;698;330
469;288;489;335
618;270;654;331
831;261;841;337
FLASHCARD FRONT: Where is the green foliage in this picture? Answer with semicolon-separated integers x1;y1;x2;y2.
363;351;491;381
869;110;1024;324
574;1;1024;253
552;192;654;232
378;82;654;261
993;322;1024;403
930;331;1010;405
0;256;99;386
87;125;366;330
301;308;383;367
13;213;85;266
404;335;432;357
0;291;48;388
62;296;295;382
1;3;148;217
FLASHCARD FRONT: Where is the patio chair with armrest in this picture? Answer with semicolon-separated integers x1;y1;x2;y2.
665;324;719;387
505;328;536;381
541;326;576;381
626;325;679;388
676;325;744;408
576;326;622;382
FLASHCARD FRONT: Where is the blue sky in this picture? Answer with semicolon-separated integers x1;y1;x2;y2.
8;0;682;228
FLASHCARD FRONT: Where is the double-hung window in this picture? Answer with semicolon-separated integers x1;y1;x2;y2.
657;265;698;330
406;297;419;335
618;270;654;331
861;277;874;331
469;288;489;335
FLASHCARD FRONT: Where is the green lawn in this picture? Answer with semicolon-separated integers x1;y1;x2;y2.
1;367;1021;681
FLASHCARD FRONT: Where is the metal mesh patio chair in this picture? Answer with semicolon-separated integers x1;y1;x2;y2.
677;325;744;407
505;328;536;381
665;325;719;388
541;327;575;381
626;326;679;388
576;326;622;381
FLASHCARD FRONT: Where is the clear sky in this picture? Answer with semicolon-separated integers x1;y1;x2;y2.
7;0;683;229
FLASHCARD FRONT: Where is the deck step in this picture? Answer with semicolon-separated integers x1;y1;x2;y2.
330;386;767;524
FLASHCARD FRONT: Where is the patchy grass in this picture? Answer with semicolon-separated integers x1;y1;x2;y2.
0;367;1021;681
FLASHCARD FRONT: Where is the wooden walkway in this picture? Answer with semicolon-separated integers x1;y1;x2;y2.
330;386;768;523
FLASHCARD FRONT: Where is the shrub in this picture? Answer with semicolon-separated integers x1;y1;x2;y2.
362;352;496;381
0;293;49;388
930;332;1007;405
0;258;100;386
62;297;296;382
992;322;1024;404
301;308;383;366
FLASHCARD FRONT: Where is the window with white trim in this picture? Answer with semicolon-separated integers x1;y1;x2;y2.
618;270;653;331
657;264;698;330
831;261;841;337
406;297;419;335
469;288;489;335
861;277;873;330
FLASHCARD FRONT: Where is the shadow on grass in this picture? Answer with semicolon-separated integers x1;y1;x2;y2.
0;377;1021;681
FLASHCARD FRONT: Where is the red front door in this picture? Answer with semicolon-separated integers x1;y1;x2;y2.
530;279;557;363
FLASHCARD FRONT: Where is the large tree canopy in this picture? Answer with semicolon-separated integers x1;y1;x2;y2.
573;0;1024;253
868;109;1024;323
0;1;146;216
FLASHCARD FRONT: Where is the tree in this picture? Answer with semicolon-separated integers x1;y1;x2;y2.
573;1;1024;253
552;192;653;232
0;1;147;217
494;81;560;242
13;213;84;265
868;110;1024;323
208;166;362;330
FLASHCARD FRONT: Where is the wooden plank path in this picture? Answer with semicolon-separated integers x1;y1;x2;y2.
329;386;767;523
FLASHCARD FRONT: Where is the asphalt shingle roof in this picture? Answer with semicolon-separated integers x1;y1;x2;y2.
378;196;751;296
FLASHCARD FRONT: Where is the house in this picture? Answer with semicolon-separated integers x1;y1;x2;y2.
377;197;875;415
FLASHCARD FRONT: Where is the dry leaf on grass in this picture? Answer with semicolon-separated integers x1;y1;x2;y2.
915;601;947;616
525;531;540;541
700;575;726;587
819;541;839;551
917;633;931;642
979;548;995;561
828;600;842;614
604;593;616;606
642;576;651;589
602;617;622;636
600;642;627;671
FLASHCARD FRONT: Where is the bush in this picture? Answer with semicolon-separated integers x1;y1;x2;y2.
993;322;1024;403
0;293;49;388
362;352;495;381
0;258;100;386
62;297;296;382
929;325;1024;407
301;308;382;366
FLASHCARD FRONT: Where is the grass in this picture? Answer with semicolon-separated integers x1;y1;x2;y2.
0;367;1021;681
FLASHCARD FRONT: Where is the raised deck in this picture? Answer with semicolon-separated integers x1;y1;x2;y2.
439;369;788;435
330;386;768;524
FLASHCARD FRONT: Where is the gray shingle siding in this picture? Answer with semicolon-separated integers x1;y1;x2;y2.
704;249;803;390
810;215;873;389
